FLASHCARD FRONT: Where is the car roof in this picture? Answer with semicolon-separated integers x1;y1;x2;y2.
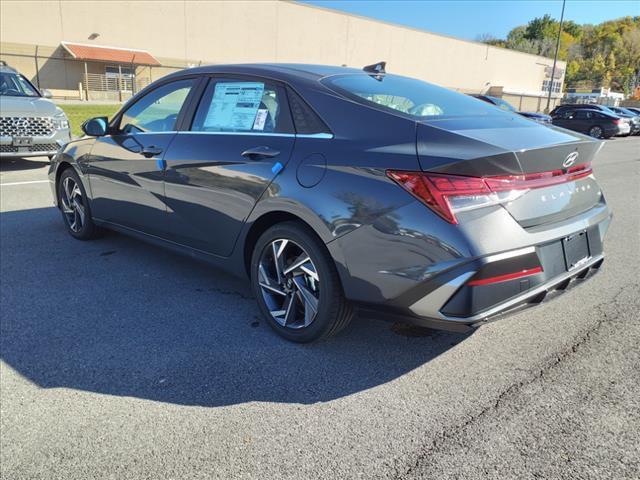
162;63;371;85
0;64;19;74
559;107;616;116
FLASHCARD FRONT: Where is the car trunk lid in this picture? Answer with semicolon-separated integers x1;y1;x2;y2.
415;118;604;227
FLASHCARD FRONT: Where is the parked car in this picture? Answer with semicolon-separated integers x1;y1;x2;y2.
623;107;640;116
550;103;632;136
49;63;611;342
551;108;627;138
608;106;640;135
550;103;617;116
0;61;71;158
471;94;552;123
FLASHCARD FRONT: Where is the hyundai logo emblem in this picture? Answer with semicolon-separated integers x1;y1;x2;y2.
12;118;29;136
563;151;579;168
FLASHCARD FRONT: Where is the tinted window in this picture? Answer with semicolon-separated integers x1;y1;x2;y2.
191;79;293;133
487;96;516;112
575;111;590;119
322;74;508;119
0;72;39;97
119;79;194;134
287;87;331;135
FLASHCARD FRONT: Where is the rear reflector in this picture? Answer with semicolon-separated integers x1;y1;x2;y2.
387;163;592;224
467;266;543;286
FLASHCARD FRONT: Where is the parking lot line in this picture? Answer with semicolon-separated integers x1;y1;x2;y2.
0;180;50;186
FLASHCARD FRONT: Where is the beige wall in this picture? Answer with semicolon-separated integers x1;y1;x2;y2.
1;0;565;107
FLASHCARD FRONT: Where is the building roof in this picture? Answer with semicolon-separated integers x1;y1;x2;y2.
60;42;160;66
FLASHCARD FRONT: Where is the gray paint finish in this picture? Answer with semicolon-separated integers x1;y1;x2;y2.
48;63;612;331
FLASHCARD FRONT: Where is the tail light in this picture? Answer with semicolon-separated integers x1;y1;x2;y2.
612;119;621;125
387;163;592;224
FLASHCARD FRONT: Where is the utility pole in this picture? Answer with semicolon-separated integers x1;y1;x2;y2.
546;0;566;113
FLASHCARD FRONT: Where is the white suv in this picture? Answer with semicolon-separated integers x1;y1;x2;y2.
0;62;71;158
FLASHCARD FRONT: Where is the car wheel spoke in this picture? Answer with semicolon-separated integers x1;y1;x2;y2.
283;253;311;276
60;194;73;214
282;293;298;326
258;264;287;296
73;198;85;225
271;239;288;283
292;276;318;319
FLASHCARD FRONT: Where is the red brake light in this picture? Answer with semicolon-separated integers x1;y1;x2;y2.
612;119;620;125
387;163;592;224
467;266;543;286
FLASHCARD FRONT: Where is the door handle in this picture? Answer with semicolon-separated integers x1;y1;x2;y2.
141;145;163;158
241;146;280;160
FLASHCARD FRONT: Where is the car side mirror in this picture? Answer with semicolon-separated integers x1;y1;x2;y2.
82;117;108;137
41;89;53;99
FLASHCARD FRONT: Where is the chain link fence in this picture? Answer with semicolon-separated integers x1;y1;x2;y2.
0;43;184;102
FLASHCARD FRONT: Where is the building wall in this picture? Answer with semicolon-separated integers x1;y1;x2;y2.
0;0;565;108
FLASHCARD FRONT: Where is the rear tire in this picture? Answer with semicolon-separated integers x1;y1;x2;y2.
57;167;101;240
250;221;353;342
588;125;603;138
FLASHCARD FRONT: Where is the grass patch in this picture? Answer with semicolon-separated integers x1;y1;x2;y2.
56;103;121;138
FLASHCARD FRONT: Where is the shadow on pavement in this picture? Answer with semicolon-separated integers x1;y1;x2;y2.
0;156;50;172
0;207;471;407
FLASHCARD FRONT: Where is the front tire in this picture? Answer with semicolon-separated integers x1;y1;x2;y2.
250;222;353;342
57;167;100;240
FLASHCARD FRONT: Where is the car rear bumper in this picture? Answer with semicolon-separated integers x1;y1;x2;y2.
413;252;604;328
616;124;632;136
332;196;612;332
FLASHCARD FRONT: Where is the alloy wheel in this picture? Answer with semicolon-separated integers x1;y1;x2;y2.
257;239;320;329
589;126;603;138
60;176;85;233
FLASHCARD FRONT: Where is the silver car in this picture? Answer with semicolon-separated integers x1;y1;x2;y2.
0;62;71;158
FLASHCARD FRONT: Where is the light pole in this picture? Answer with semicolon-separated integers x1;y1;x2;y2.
546;0;566;113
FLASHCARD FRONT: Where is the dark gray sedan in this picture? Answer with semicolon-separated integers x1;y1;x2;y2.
49;63;611;342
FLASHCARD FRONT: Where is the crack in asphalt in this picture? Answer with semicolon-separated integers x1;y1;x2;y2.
393;282;638;480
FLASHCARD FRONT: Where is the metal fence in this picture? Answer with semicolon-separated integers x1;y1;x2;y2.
0;46;184;102
81;73;151;101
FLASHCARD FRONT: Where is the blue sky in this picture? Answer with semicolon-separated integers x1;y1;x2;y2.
302;1;640;41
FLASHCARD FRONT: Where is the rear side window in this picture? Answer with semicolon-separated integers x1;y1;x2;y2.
322;73;508;119
287;87;331;135
191;79;293;134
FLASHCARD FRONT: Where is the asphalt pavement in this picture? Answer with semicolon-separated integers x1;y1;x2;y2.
1;137;639;480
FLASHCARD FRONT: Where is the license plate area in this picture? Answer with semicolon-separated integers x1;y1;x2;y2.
12;136;33;147
562;231;590;271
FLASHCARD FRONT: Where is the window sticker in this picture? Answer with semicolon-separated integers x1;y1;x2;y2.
252;109;269;131
204;82;265;131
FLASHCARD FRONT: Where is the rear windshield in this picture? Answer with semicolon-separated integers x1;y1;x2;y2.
487;96;516;112
322;73;508;119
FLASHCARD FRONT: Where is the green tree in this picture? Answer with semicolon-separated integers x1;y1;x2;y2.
480;15;640;91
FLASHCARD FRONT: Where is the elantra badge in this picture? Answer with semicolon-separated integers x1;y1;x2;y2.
563;151;579;168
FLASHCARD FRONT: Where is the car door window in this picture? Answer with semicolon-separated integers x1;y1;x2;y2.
118;79;194;134
191;79;293;134
562;110;575;119
575;111;589;120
